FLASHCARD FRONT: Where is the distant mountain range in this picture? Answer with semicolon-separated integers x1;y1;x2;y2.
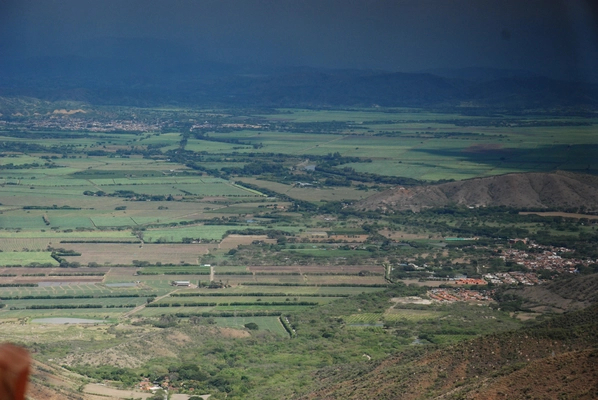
355;172;598;212
1;50;597;108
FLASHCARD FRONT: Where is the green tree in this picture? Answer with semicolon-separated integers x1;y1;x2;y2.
244;322;259;330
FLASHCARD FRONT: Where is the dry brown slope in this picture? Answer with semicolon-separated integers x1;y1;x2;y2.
27;359;86;400
299;304;598;400
356;172;598;211
506;273;598;313
462;349;598;400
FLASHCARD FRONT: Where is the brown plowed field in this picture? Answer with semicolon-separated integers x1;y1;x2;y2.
0;267;109;284
0;238;54;252
0;267;110;275
14;276;104;285
303;275;387;285
247;265;384;274
60;243;216;265
219;274;305;285
84;384;154;400
218;234;276;250
105;267;137;276
219;274;387;286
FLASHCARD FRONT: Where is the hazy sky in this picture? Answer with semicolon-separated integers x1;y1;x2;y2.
1;0;597;81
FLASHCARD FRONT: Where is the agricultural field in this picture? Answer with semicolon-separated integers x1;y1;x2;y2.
245;264;384;274
344;309;442;326
0;252;58;266
218;234;277;249
173;285;382;296
1;105;597;399
209;109;598;180
60;243;215;265
209;316;288;336
141;225;243;243
236;177;369;202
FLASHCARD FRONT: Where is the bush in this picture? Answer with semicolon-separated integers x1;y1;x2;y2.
244;322;259;330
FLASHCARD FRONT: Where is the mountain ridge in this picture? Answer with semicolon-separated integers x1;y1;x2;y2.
1;55;597;108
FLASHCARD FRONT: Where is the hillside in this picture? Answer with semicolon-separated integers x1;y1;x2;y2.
299;304;598;400
355;171;598;212
505;273;598;313
27;360;84;400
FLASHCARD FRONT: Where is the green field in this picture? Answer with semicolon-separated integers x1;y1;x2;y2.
143;225;239;242
210;316;288;336
2;296;148;308
0;307;129;319
153;295;334;305
139;266;212;274
0;252;58;266
0;283;153;297
345;310;442;325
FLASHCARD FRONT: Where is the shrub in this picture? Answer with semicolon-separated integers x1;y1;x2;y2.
244;322;259;330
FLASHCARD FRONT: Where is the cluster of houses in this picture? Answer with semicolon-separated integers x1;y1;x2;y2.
500;243;595;274
427;288;494;303
10;115;163;132
454;278;487;285
138;377;166;393
191;122;266;130
484;272;542;286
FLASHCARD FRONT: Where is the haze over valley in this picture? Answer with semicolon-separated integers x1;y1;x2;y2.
0;1;597;399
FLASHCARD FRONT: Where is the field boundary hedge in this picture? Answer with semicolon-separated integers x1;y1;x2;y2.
147;301;318;307
171;293;349;298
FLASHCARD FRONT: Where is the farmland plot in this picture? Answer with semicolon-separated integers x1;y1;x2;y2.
0;238;53;252
0;307;129;319
218;234;276;250
0;266;109;275
143;225;240;242
246;264;385;274
211;316;288;336
303;275;388;285
61;243;215;265
0;230;134;241
174;285;382;296
0;252;58;266
236;177;369;202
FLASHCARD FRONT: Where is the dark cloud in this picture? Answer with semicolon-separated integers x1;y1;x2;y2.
1;0;597;81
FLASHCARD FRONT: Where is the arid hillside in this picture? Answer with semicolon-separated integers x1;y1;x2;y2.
27;360;84;400
300;304;598;400
505;273;598;313
356;172;598;212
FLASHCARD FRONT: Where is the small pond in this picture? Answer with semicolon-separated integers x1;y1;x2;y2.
105;282;137;287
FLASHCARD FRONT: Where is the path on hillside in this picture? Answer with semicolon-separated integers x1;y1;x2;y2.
296;136;346;154
121;289;178;319
85;178;104;192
